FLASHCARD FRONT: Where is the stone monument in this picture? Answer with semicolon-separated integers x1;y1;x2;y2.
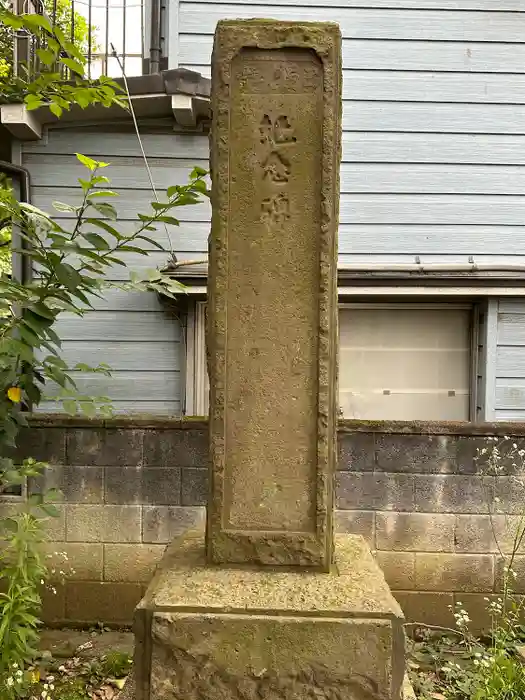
134;19;405;700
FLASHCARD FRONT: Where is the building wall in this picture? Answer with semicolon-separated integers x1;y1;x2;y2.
19;3;525;417
21;125;211;414
6;415;525;630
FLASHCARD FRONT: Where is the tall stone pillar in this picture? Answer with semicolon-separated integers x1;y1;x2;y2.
134;20;405;700
206;21;340;571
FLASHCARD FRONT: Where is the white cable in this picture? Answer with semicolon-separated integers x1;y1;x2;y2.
110;43;174;255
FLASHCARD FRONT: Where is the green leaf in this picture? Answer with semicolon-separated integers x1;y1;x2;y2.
21;13;53;33
49;102;63;118
84;218;122;239
192;179;208;194
24;94;44;111
36;48;56;67
87;190;119;199
76;154;106;171
190;166;208;178
60;57;85;77
91;202;118;220
155;216;179;226
83;233;110;250
136;235;165;250
54;263;82;292
62;399;77;415
79;401;96;418
52;201;77;213
75;92;91;109
150;202;170;211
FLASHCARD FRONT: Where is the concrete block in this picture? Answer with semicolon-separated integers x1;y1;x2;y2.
375;551;415;590
143;430;208;468
453;514;525;554
415;553;494;593
0;501;64;539
337;472;414;512
181;468;208;506
142;506;205;544
454;593;524;635
66;581;143;624
105;467;181;505
494;476;525;515
376;512;454;552
337;432;375;471
334;509;375;548
134;533;405;700
29;465;104;503
15;426;66;464
41;582;66;624
394;592;455;628
414;474;491;514
375;434;457;474
42;542;103;581
104;544;166;583
495;555;525;593
66;504;141;543
67;428;143;467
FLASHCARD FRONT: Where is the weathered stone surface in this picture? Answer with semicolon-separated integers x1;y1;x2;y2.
141;506;205;544
207;20;342;569
66;504;141;543
337;473;414;512
375;513;455;553
134;533;405;700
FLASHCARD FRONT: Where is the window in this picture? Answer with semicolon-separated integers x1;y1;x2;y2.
186;301;474;421
339;304;472;421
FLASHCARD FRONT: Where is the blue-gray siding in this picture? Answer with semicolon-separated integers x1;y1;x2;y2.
22;128;197;414
495;299;525;421
172;0;525;266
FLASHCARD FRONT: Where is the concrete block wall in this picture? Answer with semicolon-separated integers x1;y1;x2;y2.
4;415;525;629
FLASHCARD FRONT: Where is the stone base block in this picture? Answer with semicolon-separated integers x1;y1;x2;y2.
134;533;405;700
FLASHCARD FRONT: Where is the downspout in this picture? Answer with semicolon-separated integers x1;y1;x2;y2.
0;159;32;284
149;0;161;74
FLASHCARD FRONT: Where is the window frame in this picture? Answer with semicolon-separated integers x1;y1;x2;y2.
185;298;482;422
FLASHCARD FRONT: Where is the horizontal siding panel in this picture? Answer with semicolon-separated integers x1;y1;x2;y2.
497;347;525;378
339;164;525;195
35;160;525;195
345;71;525;105
185;0;525;9
43;370;180;402
23;130;209;159
494;410;525;421
180;37;525;75
343;102;525;135
498;314;525;346
55;311;181;341
496;380;525;409
179;5;525;42
86;288;172;312
340;195;525;226
499;300;525;314
24;154;209;189
339;226;525;255
37;400;181;414
32;188;210;221
344;133;525;165
57;341;179;371
33;189;525;226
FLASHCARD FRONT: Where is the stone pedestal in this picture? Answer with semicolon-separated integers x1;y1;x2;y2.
134;532;405;700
